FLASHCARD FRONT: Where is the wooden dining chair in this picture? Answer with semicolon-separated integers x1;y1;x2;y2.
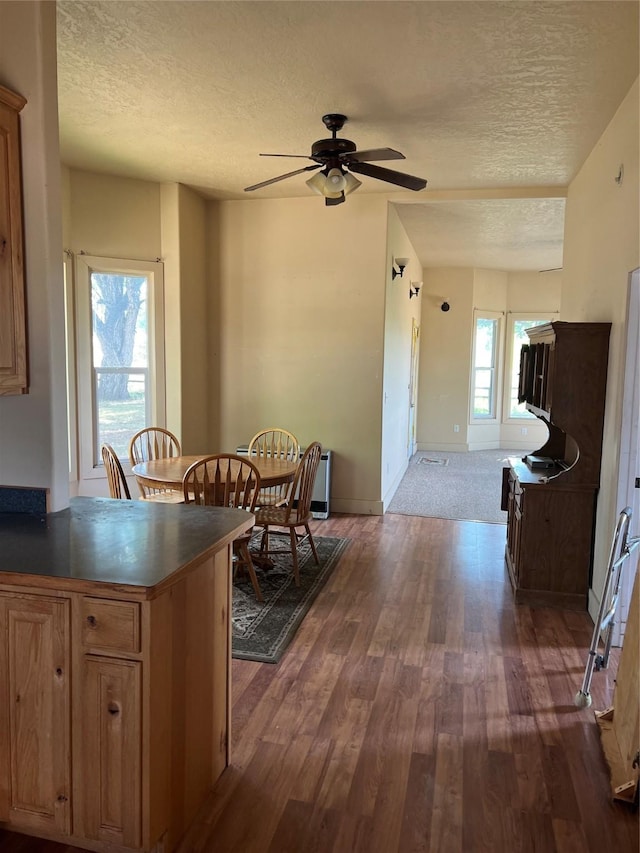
254;442;322;586
101;443;132;500
128;426;184;503
182;454;264;602
248;427;300;508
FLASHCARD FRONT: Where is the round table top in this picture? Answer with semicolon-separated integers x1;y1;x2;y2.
132;455;297;490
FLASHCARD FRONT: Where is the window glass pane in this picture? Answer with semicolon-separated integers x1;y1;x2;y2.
473;368;493;415
472;318;497;417
474;318;496;367
90;273;149;459
95;371;147;458
510;319;547;417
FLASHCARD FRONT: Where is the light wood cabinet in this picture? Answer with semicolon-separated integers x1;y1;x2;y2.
0;84;28;396
0;546;240;852
0;498;252;852
504;322;611;609
0;594;71;834
81;656;142;847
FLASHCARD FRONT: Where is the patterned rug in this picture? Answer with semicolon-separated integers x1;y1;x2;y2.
232;535;350;663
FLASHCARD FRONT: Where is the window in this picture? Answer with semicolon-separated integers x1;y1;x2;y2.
63;252;77;480
505;313;559;419
471;312;502;419
74;256;165;481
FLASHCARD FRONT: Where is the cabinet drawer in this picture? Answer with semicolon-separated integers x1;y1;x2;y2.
81;598;140;654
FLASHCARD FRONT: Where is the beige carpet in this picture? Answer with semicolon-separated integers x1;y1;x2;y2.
388;449;528;523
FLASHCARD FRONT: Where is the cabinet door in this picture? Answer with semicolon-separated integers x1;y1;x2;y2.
0;594;70;833
81;656;141;848
0;86;28;396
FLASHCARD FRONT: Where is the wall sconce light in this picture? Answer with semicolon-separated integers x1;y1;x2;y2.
409;281;421;299
391;257;409;280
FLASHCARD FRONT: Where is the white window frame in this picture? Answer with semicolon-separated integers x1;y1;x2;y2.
503;311;560;423
63;251;78;484
470;310;503;423
74;255;166;481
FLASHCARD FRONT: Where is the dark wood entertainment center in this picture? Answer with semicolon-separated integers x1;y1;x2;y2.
502;321;611;609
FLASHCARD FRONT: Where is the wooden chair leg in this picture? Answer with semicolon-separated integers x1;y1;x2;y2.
305;524;319;564
259;527;270;555
289;527;301;586
237;541;263;602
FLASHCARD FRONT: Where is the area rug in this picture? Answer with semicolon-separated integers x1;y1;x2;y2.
232;535;350;663
388;449;527;524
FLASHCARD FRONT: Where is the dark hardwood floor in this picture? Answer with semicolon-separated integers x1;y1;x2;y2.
2;513;638;852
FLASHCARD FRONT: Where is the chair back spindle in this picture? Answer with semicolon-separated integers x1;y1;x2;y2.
182;454;263;601
101;443;132;500
129;427;182;501
248;427;300;508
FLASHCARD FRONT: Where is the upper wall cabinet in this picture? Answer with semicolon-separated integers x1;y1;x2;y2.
0;84;27;396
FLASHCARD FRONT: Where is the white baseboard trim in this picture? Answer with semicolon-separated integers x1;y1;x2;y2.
383;460;409;509
497;441;537;451
416;442;469;453
331;498;384;516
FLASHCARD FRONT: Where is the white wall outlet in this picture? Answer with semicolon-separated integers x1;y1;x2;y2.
453;424;460;433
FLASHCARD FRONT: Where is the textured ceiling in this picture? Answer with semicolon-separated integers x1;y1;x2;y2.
56;1;639;271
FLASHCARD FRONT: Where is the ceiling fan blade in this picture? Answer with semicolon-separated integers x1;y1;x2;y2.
345;148;405;163
347;161;427;191
325;193;345;206
259;153;312;158
244;164;322;192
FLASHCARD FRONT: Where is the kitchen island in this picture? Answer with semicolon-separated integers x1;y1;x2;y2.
0;497;253;853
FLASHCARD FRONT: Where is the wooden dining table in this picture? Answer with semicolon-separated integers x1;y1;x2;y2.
132;454;297;495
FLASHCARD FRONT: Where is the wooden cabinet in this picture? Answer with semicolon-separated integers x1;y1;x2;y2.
0;594;71;834
504;322;611;609
0;546;236;852
81;656;142;847
0;84;28;396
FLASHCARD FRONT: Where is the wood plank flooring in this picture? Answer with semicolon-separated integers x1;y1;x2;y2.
1;513;638;852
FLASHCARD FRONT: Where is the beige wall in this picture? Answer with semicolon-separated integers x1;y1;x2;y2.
418;268;474;450
63;171;400;511
501;270;562;448
418;266;561;452
561;77;639;619
0;1;68;510
68;170;161;260
215;194;389;513
160;182;210;453
381;205;423;504
507;270;561;314
65;171;211;493
65;170;163;495
468;269;507;449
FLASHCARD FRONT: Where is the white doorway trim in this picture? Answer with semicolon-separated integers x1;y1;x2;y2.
613;268;640;645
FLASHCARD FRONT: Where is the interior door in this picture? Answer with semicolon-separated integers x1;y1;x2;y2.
407;319;420;457
613;268;640;645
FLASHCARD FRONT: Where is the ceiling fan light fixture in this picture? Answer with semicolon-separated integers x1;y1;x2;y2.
306;168;360;201
326;167;346;192
342;171;362;196
306;170;342;198
305;171;328;196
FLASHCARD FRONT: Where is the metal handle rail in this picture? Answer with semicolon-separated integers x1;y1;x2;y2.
575;506;640;708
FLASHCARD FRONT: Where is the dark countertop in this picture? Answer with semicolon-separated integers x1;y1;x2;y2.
0;496;253;595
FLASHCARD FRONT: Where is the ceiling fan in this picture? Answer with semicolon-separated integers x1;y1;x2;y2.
244;114;428;206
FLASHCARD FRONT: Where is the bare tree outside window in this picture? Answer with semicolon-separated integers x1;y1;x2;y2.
90;273;149;457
